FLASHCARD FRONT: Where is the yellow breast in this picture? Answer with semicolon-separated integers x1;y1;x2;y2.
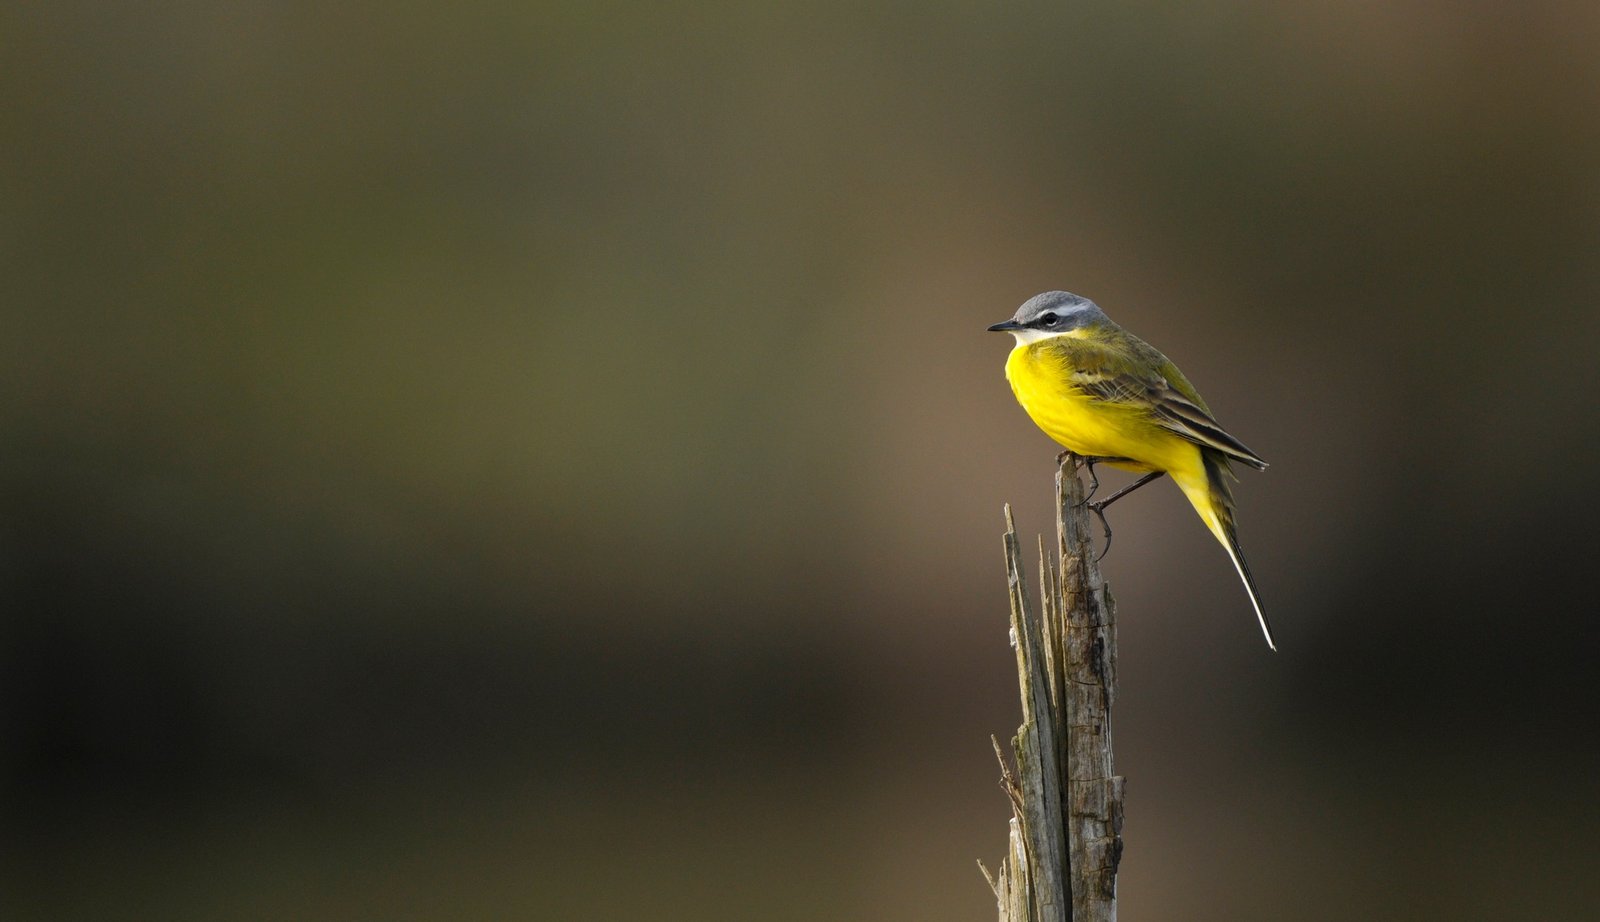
1004;339;1190;473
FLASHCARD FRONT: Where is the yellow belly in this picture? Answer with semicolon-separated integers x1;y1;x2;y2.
1005;342;1196;475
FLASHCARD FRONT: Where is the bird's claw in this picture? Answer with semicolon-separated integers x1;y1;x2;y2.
1087;500;1113;562
1055;451;1101;505
1060;453;1104;505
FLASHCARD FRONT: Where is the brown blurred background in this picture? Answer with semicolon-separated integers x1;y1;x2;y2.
5;2;1599;919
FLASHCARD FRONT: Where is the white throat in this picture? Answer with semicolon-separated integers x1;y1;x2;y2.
1008;328;1079;346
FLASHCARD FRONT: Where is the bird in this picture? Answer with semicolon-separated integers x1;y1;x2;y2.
988;290;1275;650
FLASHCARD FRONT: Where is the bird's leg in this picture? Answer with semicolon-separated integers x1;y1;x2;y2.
1055;452;1138;507
1089;470;1165;513
1055;451;1098;502
1086;471;1165;562
1090;504;1114;562
1082;456;1102;503
1079;455;1138;504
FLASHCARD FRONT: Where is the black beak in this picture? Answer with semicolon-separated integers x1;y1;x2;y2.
987;319;1024;332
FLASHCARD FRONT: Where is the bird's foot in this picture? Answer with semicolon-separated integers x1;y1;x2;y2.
1081;456;1103;504
1087;499;1114;562
1084;469;1166;562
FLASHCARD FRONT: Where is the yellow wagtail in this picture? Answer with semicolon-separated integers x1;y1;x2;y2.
988;291;1275;650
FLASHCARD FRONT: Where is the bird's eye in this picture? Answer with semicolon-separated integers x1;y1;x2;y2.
1040;313;1059;327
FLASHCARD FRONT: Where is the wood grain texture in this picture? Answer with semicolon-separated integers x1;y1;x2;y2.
987;457;1124;922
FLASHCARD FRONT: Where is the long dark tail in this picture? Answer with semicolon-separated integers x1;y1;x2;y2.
1203;452;1276;651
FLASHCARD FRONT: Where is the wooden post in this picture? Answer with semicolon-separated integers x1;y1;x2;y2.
982;456;1125;922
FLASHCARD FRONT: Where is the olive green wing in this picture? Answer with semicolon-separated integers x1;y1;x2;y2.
1041;333;1268;471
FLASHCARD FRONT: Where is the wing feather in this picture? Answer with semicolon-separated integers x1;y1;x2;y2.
1045;333;1268;471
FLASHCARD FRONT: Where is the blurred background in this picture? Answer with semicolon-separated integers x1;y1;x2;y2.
5;2;1599;919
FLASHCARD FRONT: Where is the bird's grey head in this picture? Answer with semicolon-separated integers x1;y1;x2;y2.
986;291;1109;343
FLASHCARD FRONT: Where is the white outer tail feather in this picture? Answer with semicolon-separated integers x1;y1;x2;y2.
1218;533;1275;651
1173;466;1276;651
